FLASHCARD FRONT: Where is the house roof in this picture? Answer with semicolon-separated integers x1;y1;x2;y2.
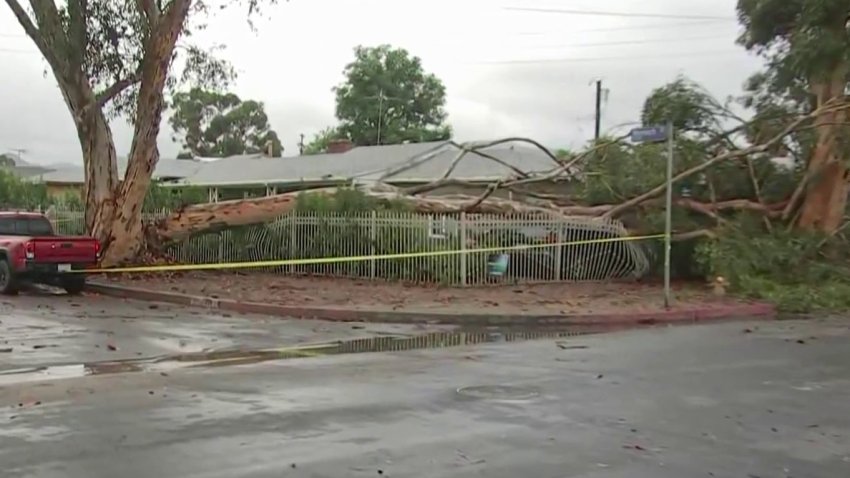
178;142;452;186
356;143;560;182
179;141;563;187
23;157;204;184
20;139;565;187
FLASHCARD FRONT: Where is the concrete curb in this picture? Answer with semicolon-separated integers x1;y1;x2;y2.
87;282;777;327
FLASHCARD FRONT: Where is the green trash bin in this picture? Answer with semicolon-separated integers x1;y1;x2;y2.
487;253;509;277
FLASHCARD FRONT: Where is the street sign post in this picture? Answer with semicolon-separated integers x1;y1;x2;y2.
629;123;674;309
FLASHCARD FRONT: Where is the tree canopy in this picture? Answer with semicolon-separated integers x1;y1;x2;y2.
3;0;273;264
302;126;342;155
333;45;452;146
736;0;850;233
169;88;282;158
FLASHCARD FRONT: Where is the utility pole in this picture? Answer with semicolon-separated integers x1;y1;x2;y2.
376;88;385;146
594;80;603;140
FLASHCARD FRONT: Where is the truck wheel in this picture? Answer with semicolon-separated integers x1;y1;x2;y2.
0;260;19;295
62;276;86;296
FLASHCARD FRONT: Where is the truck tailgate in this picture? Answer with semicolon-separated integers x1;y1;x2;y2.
31;237;99;263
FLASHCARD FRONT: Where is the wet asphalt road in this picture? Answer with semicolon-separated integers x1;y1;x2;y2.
0;292;444;372
1;295;849;477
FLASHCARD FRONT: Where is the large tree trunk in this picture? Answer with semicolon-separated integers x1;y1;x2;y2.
798;70;849;232
98;0;192;266
6;0;192;266
79;109;121;241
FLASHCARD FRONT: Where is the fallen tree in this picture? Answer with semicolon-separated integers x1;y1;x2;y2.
142;96;849;252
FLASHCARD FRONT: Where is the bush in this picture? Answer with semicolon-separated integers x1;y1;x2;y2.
0;169;50;209
695;219;850;312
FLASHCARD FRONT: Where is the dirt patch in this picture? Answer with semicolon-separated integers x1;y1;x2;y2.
94;272;747;316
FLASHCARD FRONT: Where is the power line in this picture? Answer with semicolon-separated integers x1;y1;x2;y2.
525;34;730;50
514;19;732;36
0;34;734;59
477;49;743;65
504;6;736;21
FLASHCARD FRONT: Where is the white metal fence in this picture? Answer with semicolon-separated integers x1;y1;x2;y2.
48;209;657;286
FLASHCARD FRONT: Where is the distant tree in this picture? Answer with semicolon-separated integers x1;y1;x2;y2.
333;45;451;146
302;127;342;155
0;154;16;168
169;87;282;158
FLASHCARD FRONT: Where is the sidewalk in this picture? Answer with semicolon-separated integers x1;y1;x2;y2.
88;272;775;327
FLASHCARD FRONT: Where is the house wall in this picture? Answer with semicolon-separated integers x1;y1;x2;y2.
46;183;82;199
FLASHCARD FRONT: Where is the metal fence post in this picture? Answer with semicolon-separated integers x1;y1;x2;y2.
289;212;297;275
370;210;377;280
554;219;563;282
217;231;225;263
460;212;467;287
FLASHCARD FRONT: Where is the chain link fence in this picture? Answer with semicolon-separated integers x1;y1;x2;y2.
48;208;657;286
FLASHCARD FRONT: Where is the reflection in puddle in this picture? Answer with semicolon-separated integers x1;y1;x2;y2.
0;327;601;386
0;364;87;386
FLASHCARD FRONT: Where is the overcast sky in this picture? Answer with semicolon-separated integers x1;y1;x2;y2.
0;0;759;166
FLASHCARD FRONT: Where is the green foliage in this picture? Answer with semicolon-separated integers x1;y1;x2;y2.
7;0;269;120
642;76;723;133
169;87;282;158
334;45;452;146
0;170;50;210
302;127;343;155
0;154;17;168
696;220;850;312
294;188;410;214
737;0;849;86
169;189;562;285
143;182;208;212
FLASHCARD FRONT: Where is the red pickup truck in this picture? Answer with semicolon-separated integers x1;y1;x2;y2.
0;211;100;295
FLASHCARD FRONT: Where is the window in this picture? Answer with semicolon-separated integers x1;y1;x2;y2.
428;215;448;239
0;219;12;235
0;217;54;236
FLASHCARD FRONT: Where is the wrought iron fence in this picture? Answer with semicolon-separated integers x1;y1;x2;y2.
48;208;657;286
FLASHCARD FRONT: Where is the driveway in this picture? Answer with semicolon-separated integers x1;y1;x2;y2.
0;311;847;477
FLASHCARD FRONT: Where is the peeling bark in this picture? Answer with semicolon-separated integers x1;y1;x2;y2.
798;69;849;233
98;0;192;266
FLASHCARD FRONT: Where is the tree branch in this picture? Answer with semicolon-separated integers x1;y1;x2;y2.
135;0;161;25
95;72;142;109
4;0;43;48
603;98;850;218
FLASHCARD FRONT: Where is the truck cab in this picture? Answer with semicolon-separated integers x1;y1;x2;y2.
0;211;100;295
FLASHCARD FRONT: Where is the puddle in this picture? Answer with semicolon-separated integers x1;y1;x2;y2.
0;364;88;386
456;385;540;401
0;327;601;386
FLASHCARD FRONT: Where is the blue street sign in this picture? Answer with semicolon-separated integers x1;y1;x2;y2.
629;125;668;143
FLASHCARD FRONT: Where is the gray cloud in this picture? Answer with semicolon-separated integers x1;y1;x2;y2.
0;0;760;165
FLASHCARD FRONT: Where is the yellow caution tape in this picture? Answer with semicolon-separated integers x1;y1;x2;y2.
79;234;666;274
